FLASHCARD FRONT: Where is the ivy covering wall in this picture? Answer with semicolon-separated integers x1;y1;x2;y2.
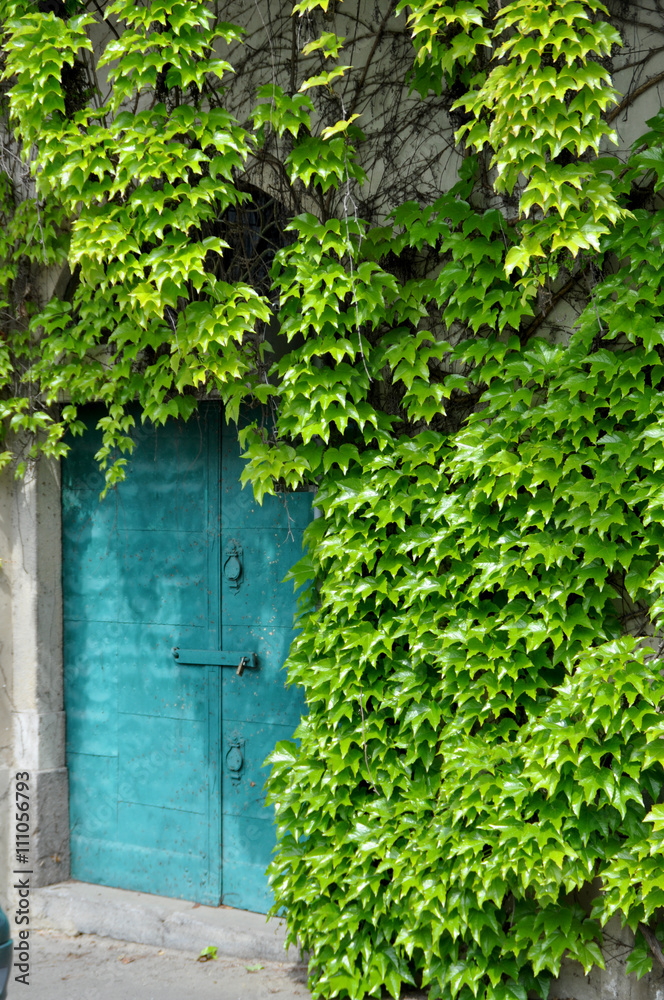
0;0;664;997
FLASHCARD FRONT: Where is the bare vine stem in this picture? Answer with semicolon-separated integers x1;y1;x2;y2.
638;923;664;971
607;69;664;123
348;1;397;121
519;273;580;345
86;0;121;39
358;690;376;791
339;91;371;382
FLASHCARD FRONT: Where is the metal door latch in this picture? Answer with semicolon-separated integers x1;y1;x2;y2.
172;648;257;670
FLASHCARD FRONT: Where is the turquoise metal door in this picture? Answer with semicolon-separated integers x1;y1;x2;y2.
63;405;309;911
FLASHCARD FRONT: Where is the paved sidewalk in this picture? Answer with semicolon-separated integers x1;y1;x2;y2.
27;882;430;1000
31;928;311;1000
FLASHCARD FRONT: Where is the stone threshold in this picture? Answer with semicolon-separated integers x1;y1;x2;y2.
32;881;301;964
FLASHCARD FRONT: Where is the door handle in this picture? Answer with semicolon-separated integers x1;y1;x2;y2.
223;543;243;591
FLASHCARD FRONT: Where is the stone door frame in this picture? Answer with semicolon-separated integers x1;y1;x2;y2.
0;458;69;903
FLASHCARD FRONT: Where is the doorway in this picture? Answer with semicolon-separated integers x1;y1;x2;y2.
62;405;310;912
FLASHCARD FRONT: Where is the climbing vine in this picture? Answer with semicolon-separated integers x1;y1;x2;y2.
1;0;664;997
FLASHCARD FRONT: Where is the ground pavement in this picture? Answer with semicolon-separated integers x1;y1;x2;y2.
30;928;311;1000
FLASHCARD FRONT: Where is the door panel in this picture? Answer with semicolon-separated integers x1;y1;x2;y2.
115;624;209;720
68;753;117;840
62;497;121;621
116;531;208;625
64;621;120;754
63;404;309;911
222;626;302;725
221;530;306;626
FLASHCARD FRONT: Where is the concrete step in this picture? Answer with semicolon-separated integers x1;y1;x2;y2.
32;881;300;964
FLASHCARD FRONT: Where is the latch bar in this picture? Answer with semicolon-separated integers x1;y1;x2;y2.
172;648;257;668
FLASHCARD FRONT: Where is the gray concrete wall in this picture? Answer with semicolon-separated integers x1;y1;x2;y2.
552;915;664;1000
